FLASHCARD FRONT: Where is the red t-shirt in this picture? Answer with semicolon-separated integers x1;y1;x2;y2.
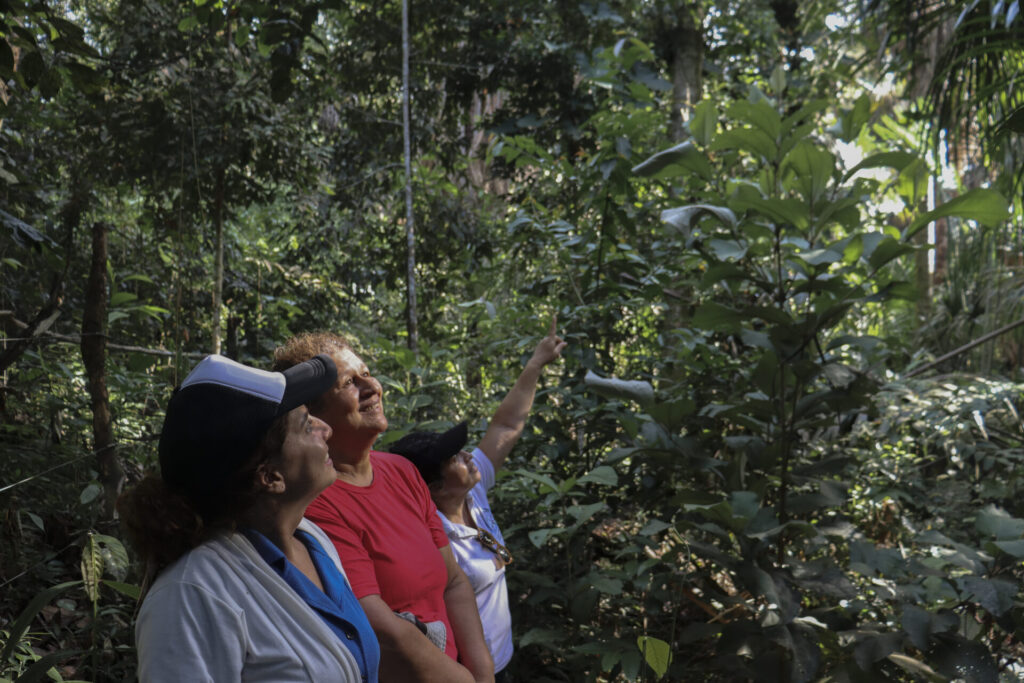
305;451;457;660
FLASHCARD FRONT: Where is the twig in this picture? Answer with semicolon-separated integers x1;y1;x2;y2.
2;324;204;359
905;316;1024;378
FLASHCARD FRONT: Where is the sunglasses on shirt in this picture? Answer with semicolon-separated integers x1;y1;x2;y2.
475;528;513;565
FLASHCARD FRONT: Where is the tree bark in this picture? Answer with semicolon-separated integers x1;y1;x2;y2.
82;221;123;519
0;34;20;132
212;169;225;355
402;0;418;352
668;4;704;142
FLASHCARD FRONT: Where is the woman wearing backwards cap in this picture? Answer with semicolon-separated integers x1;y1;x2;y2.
117;353;379;682
389;316;566;680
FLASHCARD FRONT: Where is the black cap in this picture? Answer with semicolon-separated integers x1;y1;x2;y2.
158;353;337;499
389;421;468;484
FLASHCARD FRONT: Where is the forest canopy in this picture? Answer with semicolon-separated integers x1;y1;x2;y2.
1;0;1023;680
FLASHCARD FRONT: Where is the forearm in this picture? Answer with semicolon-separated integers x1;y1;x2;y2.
489;358;545;431
361;596;475;683
480;317;565;470
444;573;495;683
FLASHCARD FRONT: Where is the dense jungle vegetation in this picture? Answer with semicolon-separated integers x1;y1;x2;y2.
2;0;1024;680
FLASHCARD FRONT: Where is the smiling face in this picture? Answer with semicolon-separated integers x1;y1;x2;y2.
265;406;335;502
314;348;388;459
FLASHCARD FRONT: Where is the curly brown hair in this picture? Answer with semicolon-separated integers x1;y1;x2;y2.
272;332;352;371
272;332;353;411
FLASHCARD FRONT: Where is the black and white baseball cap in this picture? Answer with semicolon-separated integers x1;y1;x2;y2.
389;421;468;484
158;353;337;499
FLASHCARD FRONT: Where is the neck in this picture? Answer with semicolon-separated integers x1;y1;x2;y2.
237;499;306;552
434;489;473;527
328;435;376;486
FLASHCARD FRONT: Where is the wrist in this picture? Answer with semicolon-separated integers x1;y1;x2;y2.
524;357;546;372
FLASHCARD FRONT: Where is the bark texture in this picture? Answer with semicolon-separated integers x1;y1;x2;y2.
82;221;124;519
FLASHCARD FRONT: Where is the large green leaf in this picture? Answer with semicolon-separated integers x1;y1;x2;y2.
731;196;810;230
708;238;747;261
661;204;737;232
691;302;744;333
975;504;1024;539
904;188;1010;238
928;636;999;683
958;576;1015;616
637;636;672;679
727;100;781;140
631;141;712;179
11;648;86;683
853;632;903;670
689;100;718;146
0;580;81;668
867;236;916;270
711;127;777;161
578;466;619;487
841;151;918;181
781;140;835;203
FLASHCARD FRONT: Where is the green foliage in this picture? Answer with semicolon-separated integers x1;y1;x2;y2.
2;1;1024;681
484;39;1021;680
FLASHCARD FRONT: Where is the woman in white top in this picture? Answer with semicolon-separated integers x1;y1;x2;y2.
118;354;380;682
390;317;566;678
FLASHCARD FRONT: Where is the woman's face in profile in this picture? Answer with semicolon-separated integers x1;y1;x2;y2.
315;348;388;449
437;450;481;494
270;407;336;498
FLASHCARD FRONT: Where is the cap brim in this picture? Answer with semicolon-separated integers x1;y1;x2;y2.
433;421;469;460
278;353;337;414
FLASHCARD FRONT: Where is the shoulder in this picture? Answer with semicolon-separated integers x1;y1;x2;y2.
373;451;428;488
142;541;250;618
371;450;416;473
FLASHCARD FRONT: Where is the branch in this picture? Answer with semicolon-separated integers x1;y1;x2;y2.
2;320;204;359
905;316;1024;378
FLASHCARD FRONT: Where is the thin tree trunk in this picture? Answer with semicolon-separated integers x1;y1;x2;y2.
212;170;225;355
0;36;19;132
668;5;703;142
402;0;418;352
82;221;123;519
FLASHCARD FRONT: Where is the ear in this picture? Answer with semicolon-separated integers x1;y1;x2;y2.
254;463;286;494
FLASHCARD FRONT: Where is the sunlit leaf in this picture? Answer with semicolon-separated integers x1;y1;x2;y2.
578;466;618;487
632;141;712;179
905;188;1010;238
689;100;718;146
638;636;672;678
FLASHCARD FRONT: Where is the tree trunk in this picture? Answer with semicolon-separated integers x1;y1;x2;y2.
212;170;225;355
668;5;704;142
82;221;123;519
402;0;418;352
0;34;20;132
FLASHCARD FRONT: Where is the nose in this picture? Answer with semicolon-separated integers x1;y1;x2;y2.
311;415;332;440
359;374;382;397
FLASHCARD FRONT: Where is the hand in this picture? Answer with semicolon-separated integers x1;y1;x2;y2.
528;314;568;368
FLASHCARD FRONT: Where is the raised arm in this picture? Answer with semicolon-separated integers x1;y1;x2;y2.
440;545;495;683
476;315;566;472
